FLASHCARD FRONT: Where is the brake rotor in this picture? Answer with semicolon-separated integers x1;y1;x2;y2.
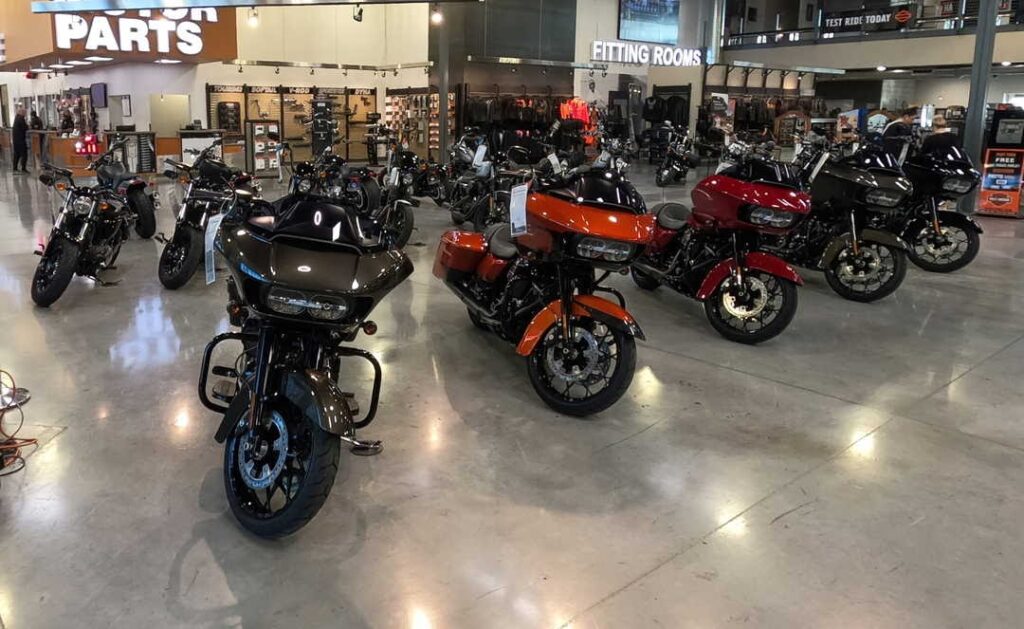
920;226;959;257
838;246;883;281
721;275;769;319
545;327;601;383
237;411;289;491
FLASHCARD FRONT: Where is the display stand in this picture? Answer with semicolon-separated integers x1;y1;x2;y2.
109;131;157;173
179;129;224;165
977;106;1024;218
245;120;280;178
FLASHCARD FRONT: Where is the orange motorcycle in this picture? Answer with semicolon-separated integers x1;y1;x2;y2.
434;168;653;416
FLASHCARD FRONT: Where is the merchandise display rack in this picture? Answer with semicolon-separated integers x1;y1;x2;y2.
384;87;456;159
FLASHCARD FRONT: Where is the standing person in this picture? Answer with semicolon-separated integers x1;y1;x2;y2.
30;110;43;130
12;107;29;174
882;107;918;156
921;115;962;154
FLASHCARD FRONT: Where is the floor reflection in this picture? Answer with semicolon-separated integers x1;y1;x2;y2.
109;296;182;370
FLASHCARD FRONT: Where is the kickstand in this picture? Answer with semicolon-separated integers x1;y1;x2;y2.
154;232;169;244
340;435;383;456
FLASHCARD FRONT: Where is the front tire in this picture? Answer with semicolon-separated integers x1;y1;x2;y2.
655;168;670;187
703;271;798;344
385;204;415;249
31;236;80;307
129;190;156;239
223;403;341;538
906;222;980;273
527;318;637;416
158;225;204;290
824;241;908;302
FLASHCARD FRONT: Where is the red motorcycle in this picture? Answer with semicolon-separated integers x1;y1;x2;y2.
632;151;808;344
434;168;652;416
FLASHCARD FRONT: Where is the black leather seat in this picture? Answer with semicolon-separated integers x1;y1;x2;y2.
484;223;518;259
652;203;691;230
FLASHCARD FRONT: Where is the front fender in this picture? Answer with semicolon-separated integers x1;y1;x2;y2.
212;369;353;443
695;252;804;301
516;294;645;357
819;229;909;267
935;210;984;235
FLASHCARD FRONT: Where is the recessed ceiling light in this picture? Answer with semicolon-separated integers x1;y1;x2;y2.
67;60;92;66
30;67;50;73
890;68;907;73
1001;60;1013;66
155;59;182;64
84;56;113;62
876;65;887;72
49;64;73;69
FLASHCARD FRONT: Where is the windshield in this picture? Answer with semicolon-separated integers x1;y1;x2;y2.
841;143;903;174
721;158;803;189
549;171;646;213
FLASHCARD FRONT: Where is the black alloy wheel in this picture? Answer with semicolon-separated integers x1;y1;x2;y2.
158;225;204;290
223;401;341;538
31;236;80;307
527;317;636;416
703;270;798;344
907;223;980;273
129;189;157;239
824;241;908;302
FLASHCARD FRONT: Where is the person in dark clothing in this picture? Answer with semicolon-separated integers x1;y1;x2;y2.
60;111;74;133
921;115;962;154
29;110;43;130
882;107;918;157
12;107;30;173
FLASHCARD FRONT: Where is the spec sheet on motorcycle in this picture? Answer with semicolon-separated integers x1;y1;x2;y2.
510;184;529;236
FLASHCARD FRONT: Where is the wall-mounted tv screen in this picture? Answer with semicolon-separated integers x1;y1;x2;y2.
90;82;108;109
618;0;680;45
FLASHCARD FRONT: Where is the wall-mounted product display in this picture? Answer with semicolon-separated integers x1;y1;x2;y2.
282;87;315;163
245;120;279;178
384;88;455;159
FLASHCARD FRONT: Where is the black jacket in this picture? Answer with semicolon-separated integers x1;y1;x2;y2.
921;131;962;154
12;114;28;150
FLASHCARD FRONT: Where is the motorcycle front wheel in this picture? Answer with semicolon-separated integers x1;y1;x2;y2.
224;402;341;538
158;225;204;289
31;236;80;307
527;317;636;416
128;190;157;239
824;241;908;302
385;204;415;249
906;222;980;273
655;167;670;188
704;271;798;344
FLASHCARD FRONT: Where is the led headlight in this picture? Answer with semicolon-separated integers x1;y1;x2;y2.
746;206;798;228
266;287;349;320
72;196;94;215
267;288;307;315
576;237;634;262
306;295;348;321
297;179;313;194
864;188;904;208
942;177;975;194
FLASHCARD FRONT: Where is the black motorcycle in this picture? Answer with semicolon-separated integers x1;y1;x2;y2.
31;164;135;306
198;190;413;538
158;139;255;289
91;138;158;239
654;126;700;187
773;139;913;302
895;143;982;273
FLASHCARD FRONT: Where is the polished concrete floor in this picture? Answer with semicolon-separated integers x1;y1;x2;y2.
1;161;1024;629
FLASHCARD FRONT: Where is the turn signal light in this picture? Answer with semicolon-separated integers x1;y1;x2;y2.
55;182;68;191
98;202;111;212
362;321;378;336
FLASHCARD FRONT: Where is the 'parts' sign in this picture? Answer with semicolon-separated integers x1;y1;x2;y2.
591;40;703;68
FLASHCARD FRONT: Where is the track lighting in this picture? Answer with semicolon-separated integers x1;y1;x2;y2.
602;70;608;78
310;68;315;76
511;67;517;73
247;7;259;28
393;69;398;77
238;65;243;74
343;69;349;77
275;66;280;75
430;4;444;25
353;4;363;22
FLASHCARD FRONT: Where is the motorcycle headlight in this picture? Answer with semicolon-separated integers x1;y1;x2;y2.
72;196;94;215
266;287;349;320
864;188;904;208
402;173;414;185
942;177;975;194
297;179;313;194
745;206;798;228
576;237;634;262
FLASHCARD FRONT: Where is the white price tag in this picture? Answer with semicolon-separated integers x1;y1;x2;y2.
473;144;488;167
509;183;529;237
204;213;225;285
547;153;563;174
388;167;400;188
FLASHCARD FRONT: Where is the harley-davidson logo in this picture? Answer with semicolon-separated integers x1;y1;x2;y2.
895;9;913;23
988;192;1013;206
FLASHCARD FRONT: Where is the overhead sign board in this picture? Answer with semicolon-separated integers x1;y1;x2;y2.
822;5;916;33
591;40;702;68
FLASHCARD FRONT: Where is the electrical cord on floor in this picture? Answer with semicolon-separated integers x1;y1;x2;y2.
0;368;38;477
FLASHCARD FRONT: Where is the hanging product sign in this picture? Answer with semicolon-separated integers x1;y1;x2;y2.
978;149;1024;217
591;40;703;68
822;5;916;33
52;8;237;62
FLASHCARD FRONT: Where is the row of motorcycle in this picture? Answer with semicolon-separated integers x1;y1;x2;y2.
26;120;982;539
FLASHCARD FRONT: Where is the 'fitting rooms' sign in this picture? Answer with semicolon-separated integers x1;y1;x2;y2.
591;40;703;68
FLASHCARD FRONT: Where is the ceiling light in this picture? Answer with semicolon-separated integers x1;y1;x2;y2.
30;67;50;73
353;4;363;22
430;4;444;25
1001;60;1012;66
85;56;113;62
275;66;280;75
155;59;182;64
876;65;887;72
67;60;92;66
890;68;907;73
50;64;73;69
247;7;259;28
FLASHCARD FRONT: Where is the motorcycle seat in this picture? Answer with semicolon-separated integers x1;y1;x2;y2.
652;203;691;231
484;223;518;259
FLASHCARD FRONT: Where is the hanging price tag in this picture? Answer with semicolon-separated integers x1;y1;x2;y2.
509;183;529;237
547;153;563;174
473;144;488;167
205;213;225;285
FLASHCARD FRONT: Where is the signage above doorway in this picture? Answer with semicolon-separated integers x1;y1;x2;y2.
591;40;702;68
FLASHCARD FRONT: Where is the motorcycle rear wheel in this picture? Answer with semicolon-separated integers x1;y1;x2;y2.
824;241;908;303
129;190;157;239
158;225;204;290
527;318;636;417
31;236;80;307
907;223;980;273
224;402;341;538
703;271;798;345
